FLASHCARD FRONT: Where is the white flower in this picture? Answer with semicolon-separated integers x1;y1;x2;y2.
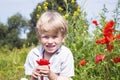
20;78;28;80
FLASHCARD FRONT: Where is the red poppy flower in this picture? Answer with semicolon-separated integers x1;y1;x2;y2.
103;20;115;39
104;34;114;43
113;57;120;63
107;20;114;26
96;38;106;44
78;59;87;66
92;20;98;26
104;20;115;29
36;59;50;80
103;26;114;35
36;59;50;65
106;43;114;52
95;54;106;64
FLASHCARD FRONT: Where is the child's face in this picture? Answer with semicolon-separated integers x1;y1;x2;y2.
39;32;64;54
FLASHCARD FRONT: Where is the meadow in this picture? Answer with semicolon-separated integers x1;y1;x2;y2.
0;1;120;80
0;15;120;80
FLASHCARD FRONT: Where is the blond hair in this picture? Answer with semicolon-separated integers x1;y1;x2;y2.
36;11;68;38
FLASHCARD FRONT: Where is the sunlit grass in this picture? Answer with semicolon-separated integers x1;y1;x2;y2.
0;0;120;80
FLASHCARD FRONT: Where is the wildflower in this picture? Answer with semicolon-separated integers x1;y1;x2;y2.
36;14;40;18
58;7;64;11
36;59;50;65
104;20;115;29
92;20;98;26
44;1;48;6
77;6;80;12
73;11;79;16
106;43;114;52
63;13;69;19
96;38;106;44
37;5;42;10
71;0;75;4
103;21;115;43
95;54;106;64
36;59;50;80
43;1;48;11
20;78;28;80
113;57;120;63
44;6;48;11
96;20;115;52
103;20;115;37
78;59;87;66
104;34;114;43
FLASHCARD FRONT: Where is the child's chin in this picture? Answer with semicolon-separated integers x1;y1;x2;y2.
46;50;56;54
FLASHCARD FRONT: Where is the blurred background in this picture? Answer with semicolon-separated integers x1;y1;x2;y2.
0;0;120;80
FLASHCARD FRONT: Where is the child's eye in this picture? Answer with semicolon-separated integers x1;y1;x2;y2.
41;36;49;39
53;36;58;38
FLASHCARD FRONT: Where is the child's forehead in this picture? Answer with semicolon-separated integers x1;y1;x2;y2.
41;31;61;36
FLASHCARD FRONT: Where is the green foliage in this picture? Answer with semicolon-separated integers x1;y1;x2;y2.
0;45;30;80
7;13;28;30
0;1;120;80
30;0;79;26
0;13;29;50
0;23;8;46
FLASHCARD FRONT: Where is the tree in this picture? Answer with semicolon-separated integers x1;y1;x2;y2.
0;23;8;46
30;0;79;27
6;13;29;49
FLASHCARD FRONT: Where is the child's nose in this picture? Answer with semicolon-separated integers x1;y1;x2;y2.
48;38;54;43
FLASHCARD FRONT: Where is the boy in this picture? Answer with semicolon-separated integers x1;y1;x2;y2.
24;11;74;80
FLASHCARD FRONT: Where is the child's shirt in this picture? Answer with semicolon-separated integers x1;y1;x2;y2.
24;45;74;80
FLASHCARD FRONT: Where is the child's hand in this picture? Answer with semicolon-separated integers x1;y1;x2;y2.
32;65;50;78
38;65;50;76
